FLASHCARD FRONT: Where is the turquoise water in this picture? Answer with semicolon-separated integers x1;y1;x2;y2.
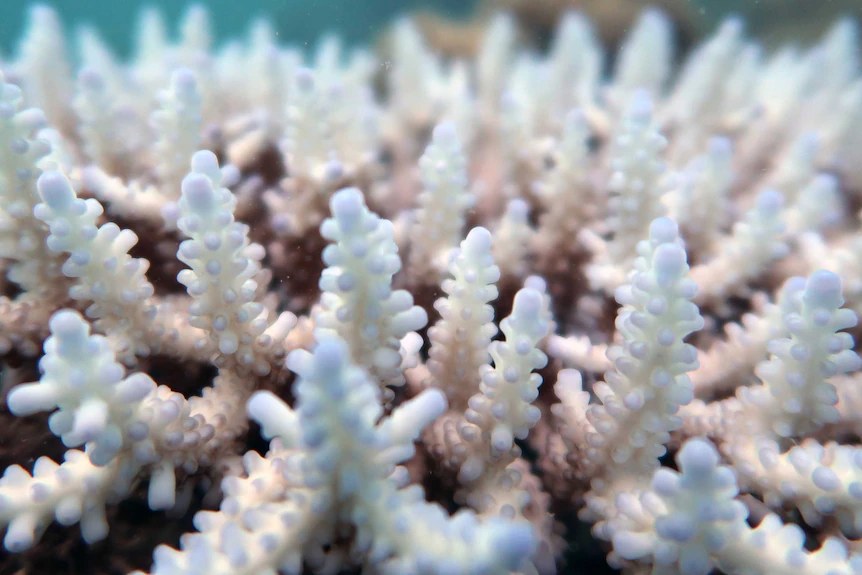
2;0;857;58
0;0;477;57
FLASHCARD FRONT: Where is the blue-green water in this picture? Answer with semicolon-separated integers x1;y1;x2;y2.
0;0;477;58
1;0;858;59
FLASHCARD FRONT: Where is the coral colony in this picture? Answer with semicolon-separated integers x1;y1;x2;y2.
2;3;862;574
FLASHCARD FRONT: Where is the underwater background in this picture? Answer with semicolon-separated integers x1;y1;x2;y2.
1;0;860;58
0;0;477;56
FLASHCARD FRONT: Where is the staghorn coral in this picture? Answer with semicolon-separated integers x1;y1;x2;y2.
1;4;862;575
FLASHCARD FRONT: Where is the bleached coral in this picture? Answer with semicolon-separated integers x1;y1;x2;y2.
7;309;157;465
0;71;62;299
426;227;500;410
2;309;249;551
16;5;76;136
491;198;532;279
611;438;862;575
533;108;595;272
34;170;161;363
315;187;427;394
73;67;141;176
585;92;672;291
477;13;516;121
1;5;862;575
610;8;673;108
469;287;549;462
222;339;535;575
150;68;203;200
581;219;702;505
176;150;295;375
738;270;860;437
542;11;602;128
690;189;788;302
407;121;473;281
670;136;733;259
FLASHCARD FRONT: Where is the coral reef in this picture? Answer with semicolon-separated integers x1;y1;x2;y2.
1;4;862;575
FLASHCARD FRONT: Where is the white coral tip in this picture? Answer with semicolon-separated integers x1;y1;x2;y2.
7;382;56;416
286;348;312;377
650;217;679;244
180;173;215;212
190;149;219;175
676;438;719;474
148;462;177;510
627;89;654;121
555;369;584;396
37;170;75;210
432;120;458;143
170;67;197;94
491;426;514;452
389;389;447;443
512;287;543;318
393;306;428;334
524;275;547;293
654;243;687;282
221;164;240;187
310;339;348;379
330;187;365;228
49;308;88;337
707;136;732;156
613;531;654;560
506;198;529;221
115;373;156;403
4;516;37;552
487;520;536;570
247;390;299;446
756;189;784;215
463;227;492;254
72;398;109;441
401;331;424;354
804;270;843;309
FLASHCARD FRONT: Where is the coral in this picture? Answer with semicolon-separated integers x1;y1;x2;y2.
1;4;862;575
315;187;427;396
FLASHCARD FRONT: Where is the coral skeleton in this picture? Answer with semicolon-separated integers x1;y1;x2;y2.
1;4;862;575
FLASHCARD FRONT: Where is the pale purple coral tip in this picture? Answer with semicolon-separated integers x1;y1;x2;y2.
190;149;219;176
463;227;492;255
181;173;215;212
649;217;679;244
37;170;75;209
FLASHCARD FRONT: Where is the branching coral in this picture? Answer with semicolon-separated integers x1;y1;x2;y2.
1;4;862;575
315;187;427;397
34;170;162;363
